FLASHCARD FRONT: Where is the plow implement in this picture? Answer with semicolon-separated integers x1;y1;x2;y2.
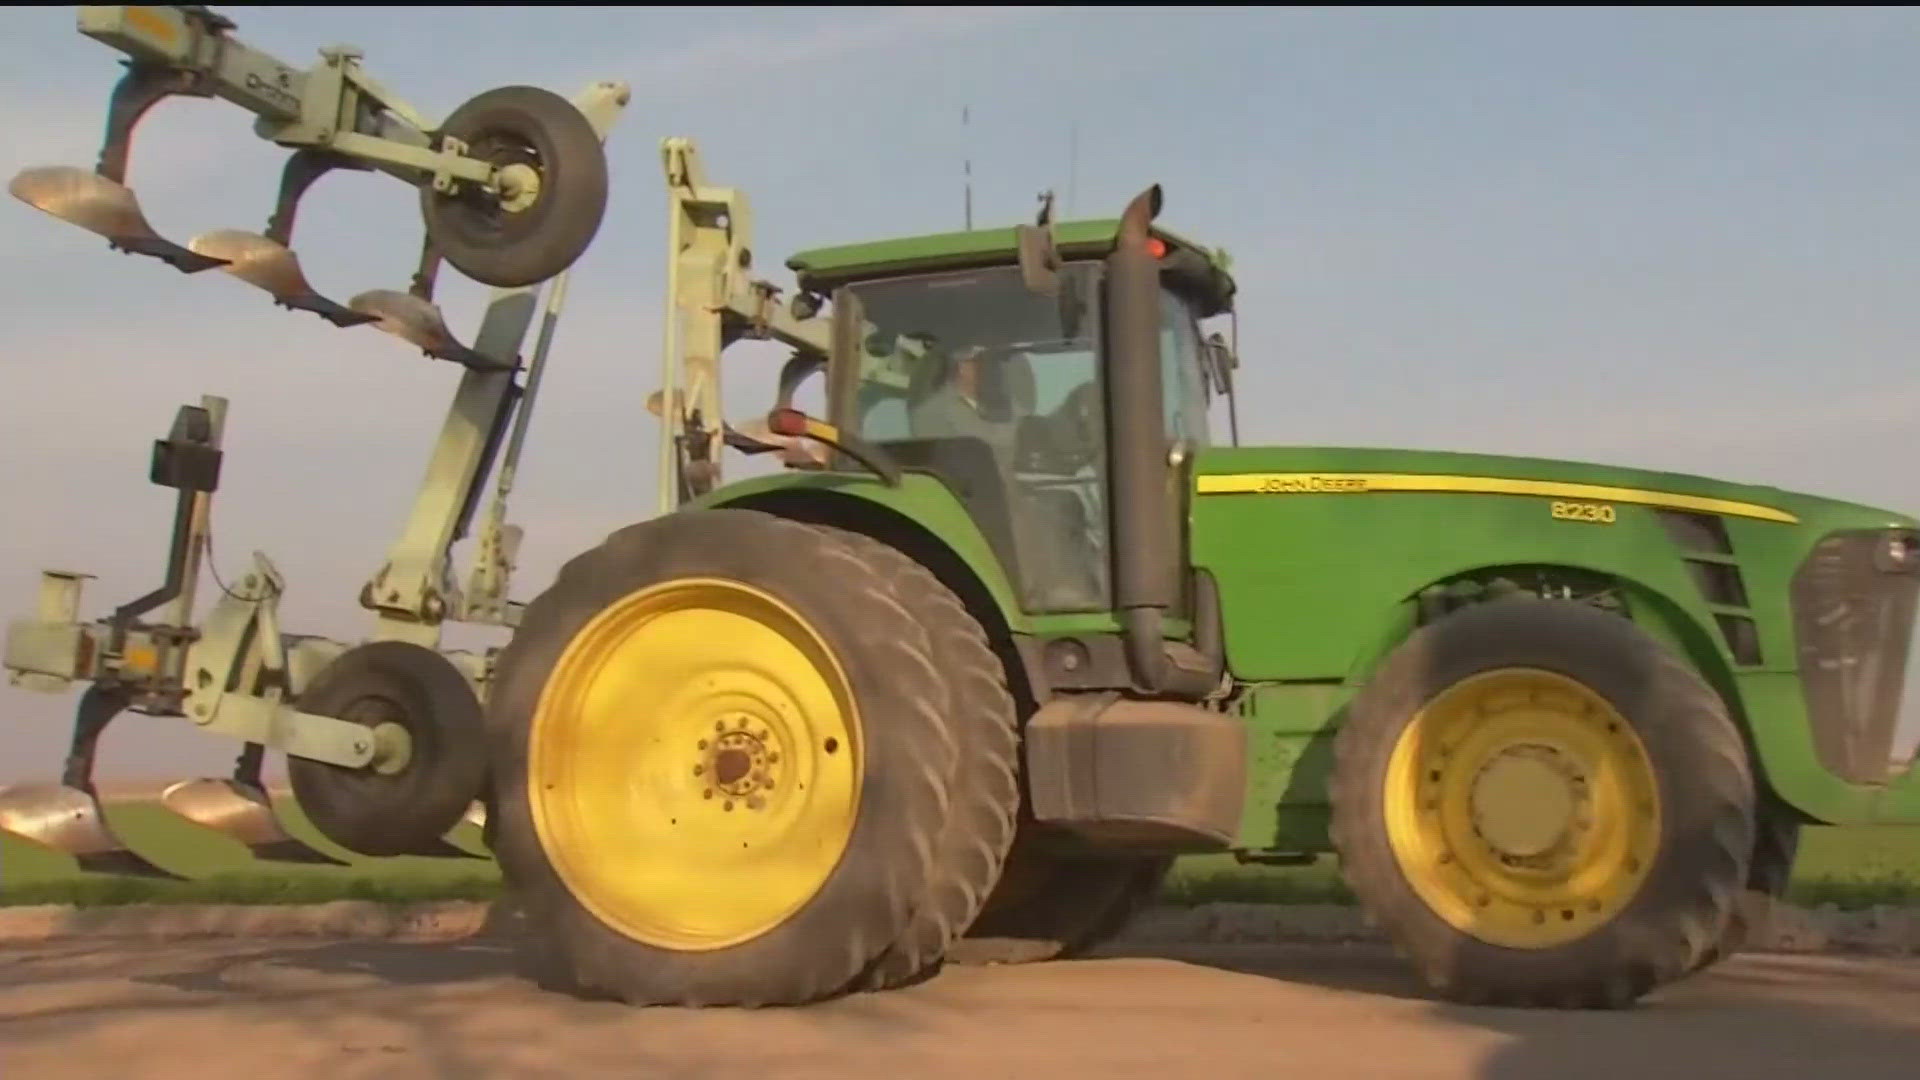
160;744;351;867
0;687;185;879
2;4;630;881
11;4;611;363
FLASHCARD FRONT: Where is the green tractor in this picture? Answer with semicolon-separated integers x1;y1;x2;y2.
485;171;1920;1009
7;4;1920;1014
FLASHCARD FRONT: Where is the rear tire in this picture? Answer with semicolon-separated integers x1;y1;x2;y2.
483;508;957;1006
832;528;1021;992
1329;597;1755;1008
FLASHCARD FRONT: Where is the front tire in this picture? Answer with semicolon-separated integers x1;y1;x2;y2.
484;509;957;1006
1330;597;1755;1008
1689;791;1802;974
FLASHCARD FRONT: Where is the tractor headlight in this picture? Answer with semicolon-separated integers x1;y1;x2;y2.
1792;529;1920;783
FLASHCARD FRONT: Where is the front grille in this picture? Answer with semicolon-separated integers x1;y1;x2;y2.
1789;529;1920;784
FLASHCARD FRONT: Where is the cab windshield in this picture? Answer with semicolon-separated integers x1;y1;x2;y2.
831;261;1211;614
834;263;1105;611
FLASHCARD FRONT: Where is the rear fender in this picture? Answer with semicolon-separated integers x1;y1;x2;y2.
701;472;1026;628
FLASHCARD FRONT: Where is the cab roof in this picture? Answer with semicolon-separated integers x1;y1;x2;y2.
785;217;1238;317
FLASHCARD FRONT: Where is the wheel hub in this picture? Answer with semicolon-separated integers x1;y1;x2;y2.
494;162;541;213
1468;745;1583;859
697;717;778;810
336;693;415;775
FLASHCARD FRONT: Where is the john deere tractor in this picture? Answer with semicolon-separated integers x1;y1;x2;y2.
481;173;1920;1010
9;4;1920;1014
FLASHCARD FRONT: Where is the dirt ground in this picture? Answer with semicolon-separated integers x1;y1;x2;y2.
2;937;1917;1079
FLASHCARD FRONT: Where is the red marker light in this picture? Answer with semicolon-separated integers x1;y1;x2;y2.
1146;237;1168;258
767;407;808;437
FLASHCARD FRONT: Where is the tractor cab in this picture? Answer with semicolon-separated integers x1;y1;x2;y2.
784;213;1239;614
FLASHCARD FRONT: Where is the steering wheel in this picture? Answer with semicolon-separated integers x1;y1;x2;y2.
1060;381;1100;441
1041;381;1102;473
1013;381;1100;474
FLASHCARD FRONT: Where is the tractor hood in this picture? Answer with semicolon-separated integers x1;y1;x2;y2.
1192;443;1918;533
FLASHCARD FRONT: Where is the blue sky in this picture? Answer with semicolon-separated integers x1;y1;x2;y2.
3;6;1920;781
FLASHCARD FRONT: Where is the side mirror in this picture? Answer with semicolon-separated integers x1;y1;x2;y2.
1201;332;1237;395
1016;223;1061;296
773;349;824;411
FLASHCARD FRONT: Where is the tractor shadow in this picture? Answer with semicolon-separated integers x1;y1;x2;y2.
1090;937;1437;1001
1083;940;1920;1078
127;936;519;994
8;928;1919;1079
1445;952;1920;1080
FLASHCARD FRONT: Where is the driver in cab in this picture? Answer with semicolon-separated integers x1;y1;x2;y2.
908;345;1013;447
908;344;1097;474
904;339;1105;609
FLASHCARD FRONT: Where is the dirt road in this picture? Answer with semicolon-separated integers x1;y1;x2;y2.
2;936;1917;1079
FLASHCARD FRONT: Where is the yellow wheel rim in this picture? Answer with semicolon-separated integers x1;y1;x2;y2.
527;577;861;951
1383;667;1662;949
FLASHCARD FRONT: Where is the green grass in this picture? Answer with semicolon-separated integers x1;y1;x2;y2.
1;798;502;907
5;800;1918;911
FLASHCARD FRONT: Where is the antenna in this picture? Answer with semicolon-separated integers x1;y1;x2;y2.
1066;120;1078;218
963;105;973;231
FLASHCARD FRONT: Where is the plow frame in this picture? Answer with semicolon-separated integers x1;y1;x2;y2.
80;5;515;199
652;137;837;511
13;4;617;332
0;77;631;873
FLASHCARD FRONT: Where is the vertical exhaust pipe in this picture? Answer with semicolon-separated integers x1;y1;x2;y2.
1102;186;1223;700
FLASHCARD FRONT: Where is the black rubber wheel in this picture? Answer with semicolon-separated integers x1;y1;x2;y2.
949;840;1174;965
1329;596;1755;1009
832;527;1021;992
421;84;608;289
1689;791;1802;974
484;508;958;1006
287;640;489;857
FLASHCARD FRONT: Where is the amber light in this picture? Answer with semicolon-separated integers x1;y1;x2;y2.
767;408;808;437
1146;237;1168;258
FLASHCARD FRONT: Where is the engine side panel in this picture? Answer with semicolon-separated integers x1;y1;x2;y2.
1188;446;1920;831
